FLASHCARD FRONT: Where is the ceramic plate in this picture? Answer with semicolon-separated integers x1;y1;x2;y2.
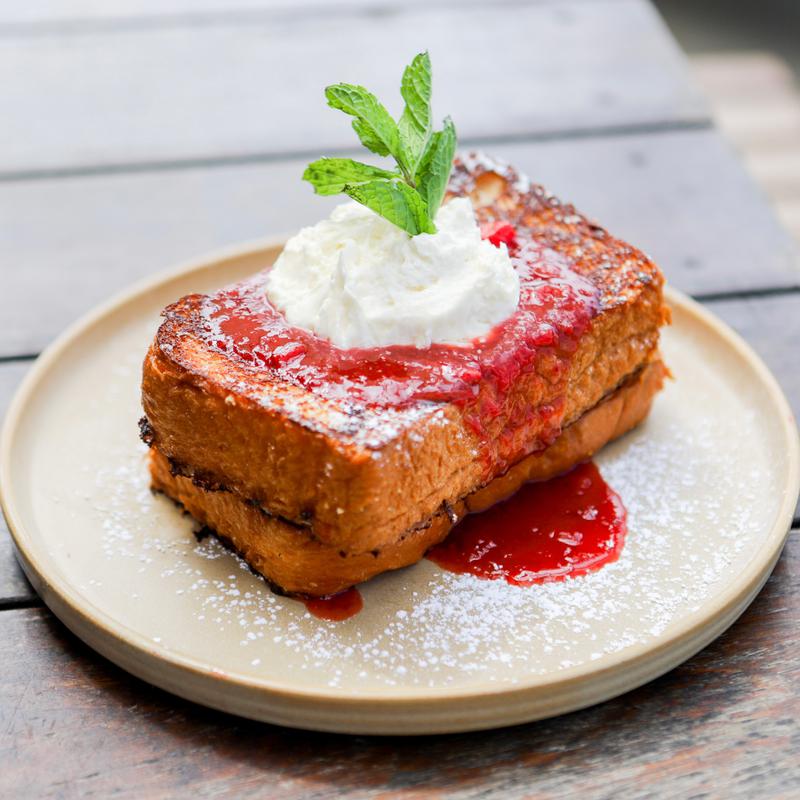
2;240;798;735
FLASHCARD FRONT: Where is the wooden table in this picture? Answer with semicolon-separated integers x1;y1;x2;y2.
2;2;799;796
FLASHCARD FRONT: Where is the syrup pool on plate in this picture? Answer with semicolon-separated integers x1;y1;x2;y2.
427;461;627;585
301;587;364;621
301;462;627;620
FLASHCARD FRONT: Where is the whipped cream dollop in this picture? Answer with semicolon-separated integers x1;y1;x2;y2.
265;197;519;349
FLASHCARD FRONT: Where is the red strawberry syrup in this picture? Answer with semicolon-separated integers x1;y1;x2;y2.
301;587;364;621
428;461;627;585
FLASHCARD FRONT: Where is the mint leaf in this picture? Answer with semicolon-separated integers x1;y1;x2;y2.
416;116;457;218
398;51;432;176
306;53;457;236
351;118;391;158
325;84;401;160
303;158;399;196
344;179;435;236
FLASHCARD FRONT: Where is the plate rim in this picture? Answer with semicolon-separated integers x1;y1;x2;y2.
2;238;798;733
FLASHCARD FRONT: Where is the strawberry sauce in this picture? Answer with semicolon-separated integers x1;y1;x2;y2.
300;462;626;620
301;587;363;621
197;235;598;468
483;221;519;249
428;462;627;585
201;242;596;407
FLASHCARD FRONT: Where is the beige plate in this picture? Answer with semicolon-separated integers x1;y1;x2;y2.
2;240;799;735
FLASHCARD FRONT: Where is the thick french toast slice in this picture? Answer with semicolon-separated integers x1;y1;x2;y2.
150;360;666;596
142;153;669;561
151;360;665;595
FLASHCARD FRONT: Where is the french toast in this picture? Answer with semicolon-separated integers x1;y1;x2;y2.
141;153;670;596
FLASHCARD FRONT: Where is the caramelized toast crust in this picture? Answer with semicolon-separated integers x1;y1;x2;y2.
151;360;666;596
142;153;669;565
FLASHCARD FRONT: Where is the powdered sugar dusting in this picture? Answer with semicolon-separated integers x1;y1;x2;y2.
26;304;789;695
81;393;777;690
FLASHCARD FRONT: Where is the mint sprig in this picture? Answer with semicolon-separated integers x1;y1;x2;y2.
324;85;401;162
302;158;398;196
415;117;457;221
303;52;457;236
398;52;433;176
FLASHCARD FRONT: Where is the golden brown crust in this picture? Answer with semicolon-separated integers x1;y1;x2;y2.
150;360;667;596
141;153;670;555
142;286;666;551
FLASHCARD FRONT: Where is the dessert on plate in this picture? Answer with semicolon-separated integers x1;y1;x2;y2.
140;53;669;597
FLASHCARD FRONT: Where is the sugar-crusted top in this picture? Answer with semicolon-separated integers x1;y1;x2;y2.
158;153;661;452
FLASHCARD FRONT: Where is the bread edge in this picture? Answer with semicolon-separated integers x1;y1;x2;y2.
149;359;667;596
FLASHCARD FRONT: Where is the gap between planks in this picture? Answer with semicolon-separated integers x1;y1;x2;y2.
0;596;41;611
0;120;713;185
692;285;800;302
0;353;39;365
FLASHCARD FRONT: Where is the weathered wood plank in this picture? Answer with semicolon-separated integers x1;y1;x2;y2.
0;0;706;175
0;530;796;798
705;294;800;427
0;360;30;419
704;293;800;522
0;530;32;606
500;132;800;295
2;128;796;357
778;200;800;243
0;0;521;25
0;359;36;603
3;0;509;26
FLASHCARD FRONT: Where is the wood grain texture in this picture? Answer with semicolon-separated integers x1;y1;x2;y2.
0;359;35;603
0;529;31;606
3;0;511;26
0;0;706;175
2;129;798;357
500;132;800;296
0;359;30;418
706;294;800;425
0;530;797;798
705;293;800;521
